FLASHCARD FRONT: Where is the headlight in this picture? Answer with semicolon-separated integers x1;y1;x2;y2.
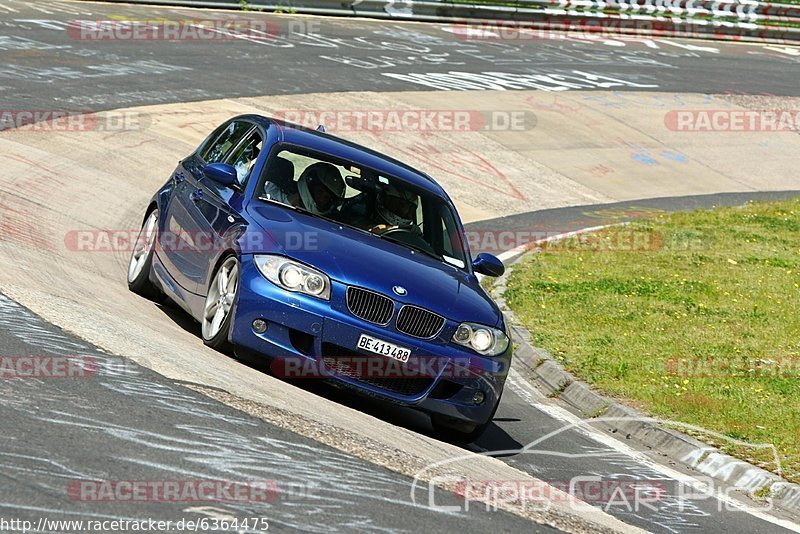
254;254;331;300
451;322;509;356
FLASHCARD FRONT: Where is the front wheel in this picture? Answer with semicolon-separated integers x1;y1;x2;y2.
127;208;160;299
202;255;239;351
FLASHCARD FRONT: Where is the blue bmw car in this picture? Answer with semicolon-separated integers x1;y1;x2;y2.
127;114;511;442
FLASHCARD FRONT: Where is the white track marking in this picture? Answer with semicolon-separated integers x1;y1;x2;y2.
506;368;800;532
497;224;611;263
764;46;800;57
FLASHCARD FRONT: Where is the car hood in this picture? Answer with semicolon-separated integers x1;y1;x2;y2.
246;203;501;326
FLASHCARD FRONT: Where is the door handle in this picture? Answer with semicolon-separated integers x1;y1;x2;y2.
190;189;203;202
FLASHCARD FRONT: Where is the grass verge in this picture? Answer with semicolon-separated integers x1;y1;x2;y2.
505;198;800;483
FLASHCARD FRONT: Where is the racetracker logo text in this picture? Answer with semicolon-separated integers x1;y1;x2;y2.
67;19;280;41
64;229;321;253
665;110;800;132
276;109;535;133
465;229;666;254
271;355;487;380
448;20;719;41
0;110;143;132
0;356;97;379
67;480;281;502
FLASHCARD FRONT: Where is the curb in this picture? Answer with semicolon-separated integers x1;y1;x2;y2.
492;248;800;519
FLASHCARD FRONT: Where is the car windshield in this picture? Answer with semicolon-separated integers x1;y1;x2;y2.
255;146;468;269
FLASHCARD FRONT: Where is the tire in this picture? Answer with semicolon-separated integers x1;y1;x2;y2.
201;255;239;352
127;208;161;300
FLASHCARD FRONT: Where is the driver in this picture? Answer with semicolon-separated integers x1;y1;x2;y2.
297;162;346;216
232;139;260;184
369;184;418;234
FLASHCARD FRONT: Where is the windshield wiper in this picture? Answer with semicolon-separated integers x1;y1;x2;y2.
377;233;447;264
258;196;339;224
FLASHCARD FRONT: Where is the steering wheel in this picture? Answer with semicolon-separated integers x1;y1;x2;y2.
381;227;435;255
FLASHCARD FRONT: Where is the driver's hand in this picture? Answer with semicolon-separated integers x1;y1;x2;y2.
369;224;395;235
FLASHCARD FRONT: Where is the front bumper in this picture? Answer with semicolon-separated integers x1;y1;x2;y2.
229;255;511;426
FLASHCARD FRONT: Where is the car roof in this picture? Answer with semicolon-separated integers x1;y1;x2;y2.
243;114;448;198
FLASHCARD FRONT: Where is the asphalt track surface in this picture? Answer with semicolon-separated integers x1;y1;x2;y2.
0;293;550;533
0;0;799;113
2;0;800;533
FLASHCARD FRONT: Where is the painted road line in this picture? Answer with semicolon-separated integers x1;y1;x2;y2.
505;368;800;533
497;224;613;263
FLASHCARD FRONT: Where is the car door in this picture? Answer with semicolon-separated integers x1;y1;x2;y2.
180;123;265;294
159;120;252;294
156;160;198;293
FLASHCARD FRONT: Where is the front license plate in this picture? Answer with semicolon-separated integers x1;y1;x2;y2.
357;334;411;363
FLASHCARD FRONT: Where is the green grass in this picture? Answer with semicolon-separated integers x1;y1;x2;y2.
505;198;800;483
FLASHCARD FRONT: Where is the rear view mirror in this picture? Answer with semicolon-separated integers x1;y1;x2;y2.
345;174;373;191
203;163;238;188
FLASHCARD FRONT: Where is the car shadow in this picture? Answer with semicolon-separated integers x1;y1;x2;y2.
473;420;525;456
155;298;203;337
152;298;516;449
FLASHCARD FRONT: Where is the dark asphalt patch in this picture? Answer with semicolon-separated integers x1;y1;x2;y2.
0;293;551;533
0;0;799;113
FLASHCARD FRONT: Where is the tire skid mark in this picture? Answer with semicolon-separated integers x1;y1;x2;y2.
0;293;444;533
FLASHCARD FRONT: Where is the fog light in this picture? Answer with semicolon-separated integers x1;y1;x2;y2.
472;391;485;405
252;319;267;334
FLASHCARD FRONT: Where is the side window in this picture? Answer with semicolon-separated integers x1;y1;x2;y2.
226;129;263;185
200;121;251;164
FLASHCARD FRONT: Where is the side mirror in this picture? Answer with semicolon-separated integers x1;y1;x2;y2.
473;253;505;277
203;163;238;188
